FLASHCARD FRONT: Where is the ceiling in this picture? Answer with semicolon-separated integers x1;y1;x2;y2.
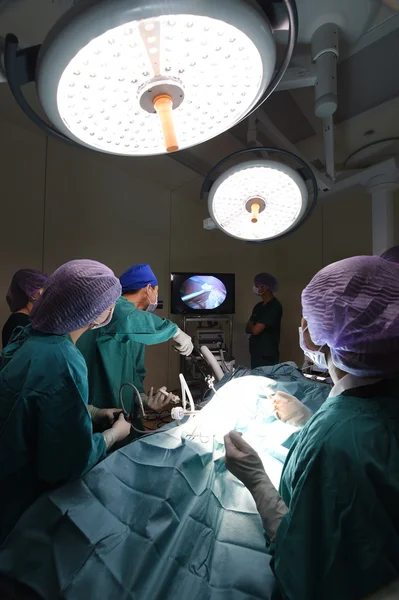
0;0;399;185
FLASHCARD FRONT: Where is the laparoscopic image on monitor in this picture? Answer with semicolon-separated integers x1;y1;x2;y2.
181;276;226;310
171;273;235;314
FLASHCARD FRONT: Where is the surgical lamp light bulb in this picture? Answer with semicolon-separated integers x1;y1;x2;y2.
36;0;276;156
208;159;309;241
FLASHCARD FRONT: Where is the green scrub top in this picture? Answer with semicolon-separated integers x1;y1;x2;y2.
77;297;178;412
267;379;399;600
0;326;106;544
2;312;30;348
249;297;282;368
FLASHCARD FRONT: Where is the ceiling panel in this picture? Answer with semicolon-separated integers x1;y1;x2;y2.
262;90;316;143
336;29;399;122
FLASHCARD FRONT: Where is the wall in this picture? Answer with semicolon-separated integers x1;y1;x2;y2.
0;114;197;390
42;138;179;390
0;120;46;319
0;115;392;393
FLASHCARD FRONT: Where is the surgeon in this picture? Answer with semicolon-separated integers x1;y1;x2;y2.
225;256;399;600
280;243;399;427
77;263;193;412
0;260;131;544
2;269;49;348
246;272;283;368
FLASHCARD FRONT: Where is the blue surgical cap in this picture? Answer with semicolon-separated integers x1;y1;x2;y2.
120;264;158;293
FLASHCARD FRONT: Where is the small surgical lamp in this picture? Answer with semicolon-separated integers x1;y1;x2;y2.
3;0;297;156
201;147;319;242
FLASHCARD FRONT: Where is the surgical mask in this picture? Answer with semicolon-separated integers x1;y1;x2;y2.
30;290;43;303
146;288;158;313
299;326;328;371
253;285;262;296
91;306;114;330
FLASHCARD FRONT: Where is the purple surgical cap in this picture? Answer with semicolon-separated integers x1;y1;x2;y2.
302;256;399;377
31;259;121;335
119;264;158;293
381;245;399;265
6;269;49;313
254;273;278;293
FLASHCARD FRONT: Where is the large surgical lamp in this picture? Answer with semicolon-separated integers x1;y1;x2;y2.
3;0;297;156
201;147;318;242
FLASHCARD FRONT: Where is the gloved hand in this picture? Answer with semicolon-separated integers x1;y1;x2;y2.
173;328;194;356
147;386;172;411
88;405;122;428
102;413;131;450
271;391;313;427
224;430;267;490
224;431;288;541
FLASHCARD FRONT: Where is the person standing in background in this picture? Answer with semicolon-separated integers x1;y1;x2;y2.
246;272;282;369
2;269;49;348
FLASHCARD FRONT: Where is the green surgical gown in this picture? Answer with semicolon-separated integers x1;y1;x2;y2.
0;327;106;544
267;379;399;600
77;297;178;412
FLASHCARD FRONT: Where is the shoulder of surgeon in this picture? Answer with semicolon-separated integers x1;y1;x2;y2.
104;296;164;334
285;392;399;486
0;327;86;394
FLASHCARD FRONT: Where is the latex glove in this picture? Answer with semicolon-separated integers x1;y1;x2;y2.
88;405;122;428
224;430;267;490
224;431;288;541
147;386;173;411
173;328;194;356
271;391;313;427
102;413;131;450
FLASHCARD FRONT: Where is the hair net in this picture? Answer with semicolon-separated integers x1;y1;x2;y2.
31;260;121;335
119;264;158;293
381;245;399;264
254;273;278;293
6;269;49;313
302;256;399;377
